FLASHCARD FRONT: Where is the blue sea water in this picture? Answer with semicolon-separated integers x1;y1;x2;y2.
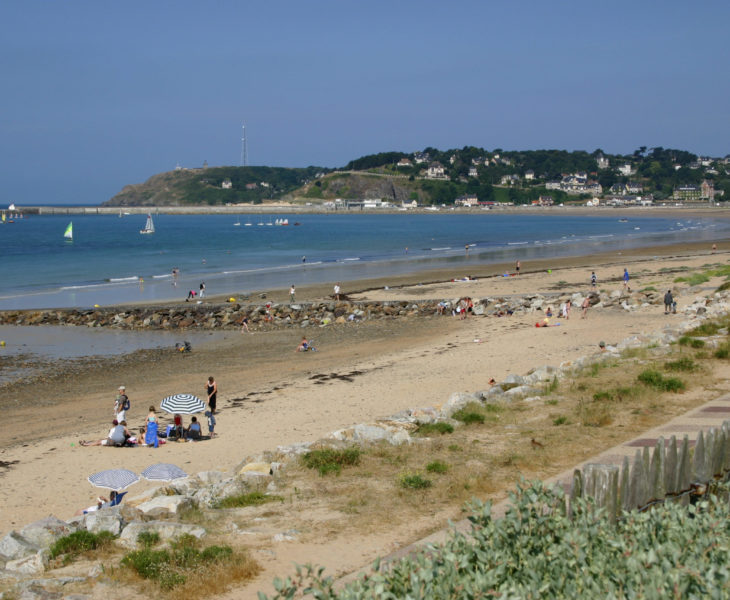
0;212;726;310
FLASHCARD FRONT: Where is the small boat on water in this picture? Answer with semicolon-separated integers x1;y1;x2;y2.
618;218;628;222
64;222;73;241
274;218;289;226
140;214;155;235
234;217;241;226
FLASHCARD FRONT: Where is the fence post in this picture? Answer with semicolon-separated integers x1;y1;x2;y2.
649;437;666;502
619;455;631;513
582;463;619;523
665;435;678;495
693;430;707;483
629;449;648;510
569;469;583;519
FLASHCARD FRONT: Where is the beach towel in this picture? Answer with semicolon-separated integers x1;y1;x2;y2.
145;421;159;448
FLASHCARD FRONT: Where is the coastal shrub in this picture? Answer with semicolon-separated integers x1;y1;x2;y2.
592;391;612;402
214;491;284;509
261;480;730;600
452;406;485;425
543;377;559;395
717;281;730;292
121;535;252;596
664;356;697;372
137;531;161;548
416;422;454;436
553;415;568;426
399;472;432;490
302;447;361;476
447;444;462;452
674;273;710;286
50;530;115;563
679;335;705;348
426;461;449;474
688;321;721;337
637;369;685;392
714;343;730;359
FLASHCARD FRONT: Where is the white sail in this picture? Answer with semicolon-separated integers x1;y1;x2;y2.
140;214;155;234
64;222;73;240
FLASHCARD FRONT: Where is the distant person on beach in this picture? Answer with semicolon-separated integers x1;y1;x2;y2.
75;491;118;515
623;268;630;291
581;296;590;319
465;244;470;255
296;336;309;352
186;289;196;301
664;290;674;314
206;376;217;413
302;255;306;263
334;283;341;301
114;386;130;422
145;406;159;448
240;316;250;334
591;271;597;288
515;260;521;275
186;416;202;440
199;282;206;298
290;285;296;303
712;244;717;254
80;420;129;447
205;410;216;438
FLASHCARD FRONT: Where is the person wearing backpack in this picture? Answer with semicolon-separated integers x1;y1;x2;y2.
115;385;131;422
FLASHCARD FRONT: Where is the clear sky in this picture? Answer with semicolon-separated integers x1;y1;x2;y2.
2;1;729;205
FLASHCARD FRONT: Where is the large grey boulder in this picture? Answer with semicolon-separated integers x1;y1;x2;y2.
19;517;76;550
135;495;193;518
82;508;124;535
118;521;205;549
4;549;49;575
0;531;38;561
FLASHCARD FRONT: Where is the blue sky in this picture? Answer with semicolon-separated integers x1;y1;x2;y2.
2;1;729;205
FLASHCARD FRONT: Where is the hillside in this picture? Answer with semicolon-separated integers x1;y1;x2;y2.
104;146;730;207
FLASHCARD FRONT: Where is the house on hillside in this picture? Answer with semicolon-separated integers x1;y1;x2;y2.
626;181;643;194
596;154;610;169
468;166;479;178
221;179;232;189
426;162;446;179
413;152;430;164
397;158;413;168
524;170;535;181
617;163;634;176
673;185;701;202
500;174;520;186
455;194;479;207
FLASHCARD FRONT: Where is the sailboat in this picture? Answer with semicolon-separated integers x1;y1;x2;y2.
64;222;73;241
234;217;241;226
140;214;155;234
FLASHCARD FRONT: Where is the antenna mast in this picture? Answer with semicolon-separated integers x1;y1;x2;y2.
240;123;248;167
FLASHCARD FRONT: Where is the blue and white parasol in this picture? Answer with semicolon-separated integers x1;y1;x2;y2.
87;468;140;491
160;393;206;414
141;463;188;482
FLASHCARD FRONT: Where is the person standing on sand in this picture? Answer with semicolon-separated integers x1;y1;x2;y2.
622;268;630;291
114;386;130;422
206;376;217;413
302;256;306;263
290;285;296;303
515;260;521;275
199;282;206;298
591;271;597;288
334;283;341;301
240;316;250;333
664;290;674;315
581;296;590;319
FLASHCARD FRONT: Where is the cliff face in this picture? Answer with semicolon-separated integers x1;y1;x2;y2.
103;171;198;206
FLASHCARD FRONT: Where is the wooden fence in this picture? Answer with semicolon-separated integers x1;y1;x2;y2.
569;422;730;522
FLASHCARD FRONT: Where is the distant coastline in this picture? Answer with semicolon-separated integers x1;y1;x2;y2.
18;204;730;217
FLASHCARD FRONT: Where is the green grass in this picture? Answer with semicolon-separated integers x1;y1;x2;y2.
214;491;284;509
674;273;710;286
714;343;730;359
399;472;433;489
426;461;450;474
301;447;362;476
417;422;454;436
452;406;486;425
679;336;705;348
553;416;569;426
592;391;612;402
688;321;721;337
637;369;685;392
664;356;697;372
49;530;115;563
121;534;239;590
137;531;161;548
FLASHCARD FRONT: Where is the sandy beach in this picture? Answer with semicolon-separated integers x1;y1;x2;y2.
1;238;729;597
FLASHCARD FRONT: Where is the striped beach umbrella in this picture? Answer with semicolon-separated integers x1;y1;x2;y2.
160;393;206;415
142;463;188;482
88;468;139;491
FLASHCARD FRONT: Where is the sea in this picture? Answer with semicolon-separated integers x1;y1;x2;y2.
1;211;727;312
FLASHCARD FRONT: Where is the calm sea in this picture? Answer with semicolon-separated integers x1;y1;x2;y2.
0;212;726;310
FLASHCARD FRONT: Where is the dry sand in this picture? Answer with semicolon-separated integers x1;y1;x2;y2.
0;240;728;597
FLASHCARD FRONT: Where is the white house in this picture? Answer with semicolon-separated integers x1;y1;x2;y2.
222;179;232;189
426;162;446;179
455;194;479;207
617;163;634;176
468;166;479;178
524;170;535;181
397;158;413;168
596;155;610;169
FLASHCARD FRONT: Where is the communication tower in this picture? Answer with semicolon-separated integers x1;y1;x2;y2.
240;123;248;167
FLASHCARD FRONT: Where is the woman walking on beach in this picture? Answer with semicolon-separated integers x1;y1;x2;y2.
206;376;218;414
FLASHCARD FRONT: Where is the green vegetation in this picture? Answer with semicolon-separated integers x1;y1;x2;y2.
262;481;730;599
452;405;486;425
301;447;362;476
213;491;284;509
679;335;705;348
137;531;161;548
121;534;245;591
416;422;454;436
425;461;450;474
49;530;115;563
674;273;710;286
399;472;432;490
637;369;686;392
553;415;569;426
664;356;697;372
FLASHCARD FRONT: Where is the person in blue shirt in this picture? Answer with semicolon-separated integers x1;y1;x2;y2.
623;268;630;291
186;416;202;440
